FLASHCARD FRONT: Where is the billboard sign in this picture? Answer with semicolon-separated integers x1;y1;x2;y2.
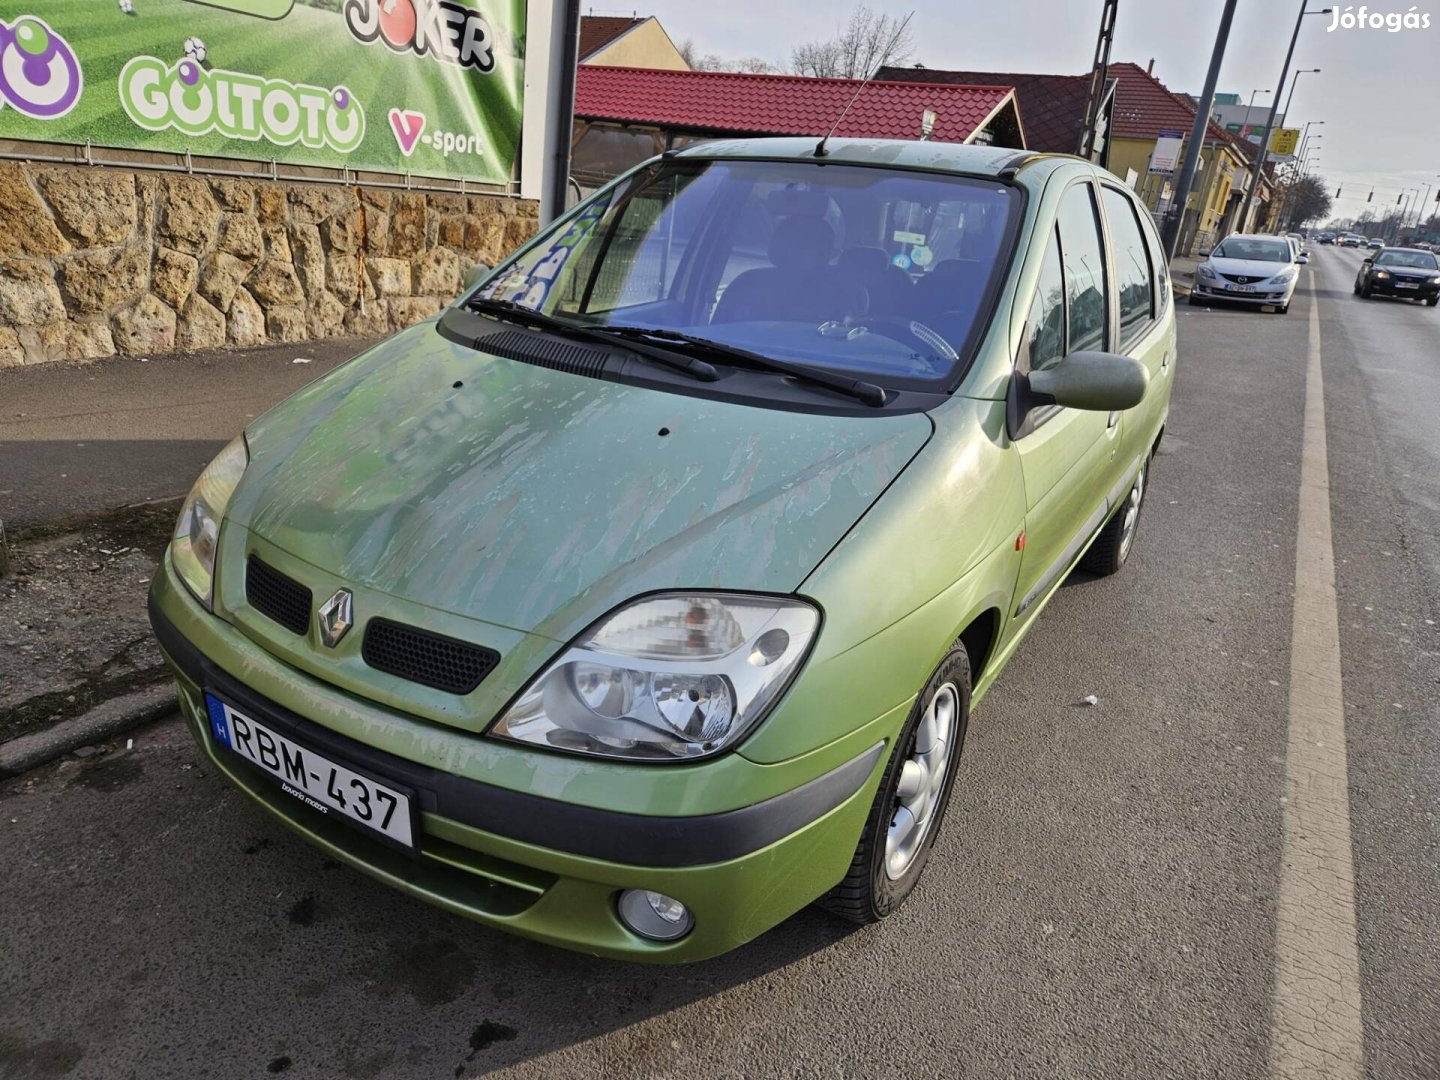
1150;129;1185;174
0;0;525;184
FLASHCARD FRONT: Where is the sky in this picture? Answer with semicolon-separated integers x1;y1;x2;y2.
624;0;1440;222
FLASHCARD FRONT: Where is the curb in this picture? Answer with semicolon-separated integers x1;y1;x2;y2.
0;684;177;778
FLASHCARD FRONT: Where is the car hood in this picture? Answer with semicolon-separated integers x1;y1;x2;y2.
1206;257;1292;279
229;323;932;640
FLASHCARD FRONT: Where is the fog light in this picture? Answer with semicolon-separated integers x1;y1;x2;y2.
617;889;693;941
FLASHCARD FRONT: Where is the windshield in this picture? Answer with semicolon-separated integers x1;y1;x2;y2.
475;159;1021;388
1376;250;1439;269
1213;238;1292;262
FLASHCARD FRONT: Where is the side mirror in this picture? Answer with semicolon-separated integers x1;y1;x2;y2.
463;261;492;291
1296;255;1309;264
1027;351;1149;413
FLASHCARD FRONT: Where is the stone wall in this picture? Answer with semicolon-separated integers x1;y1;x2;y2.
0;162;539;367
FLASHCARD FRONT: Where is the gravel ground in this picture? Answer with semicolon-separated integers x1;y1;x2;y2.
0;502;175;744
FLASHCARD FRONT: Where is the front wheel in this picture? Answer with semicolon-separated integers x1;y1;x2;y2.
1361;281;1373;298
818;648;970;924
1427;296;1438;308
1081;455;1149;576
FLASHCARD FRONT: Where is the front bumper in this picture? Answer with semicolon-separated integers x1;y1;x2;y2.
1367;278;1440;299
1191;280;1292;305
148;557;895;963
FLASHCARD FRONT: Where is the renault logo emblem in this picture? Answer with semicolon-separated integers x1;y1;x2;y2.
317;589;353;647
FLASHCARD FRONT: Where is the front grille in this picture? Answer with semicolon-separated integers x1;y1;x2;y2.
1220;273;1264;284
362;618;499;695
246;555;312;636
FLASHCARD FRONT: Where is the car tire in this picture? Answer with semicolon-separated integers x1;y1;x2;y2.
1353;278;1362;295
1080;454;1149;576
1427;297;1438;307
818;647;971;925
1187;292;1203;306
1361;281;1373;298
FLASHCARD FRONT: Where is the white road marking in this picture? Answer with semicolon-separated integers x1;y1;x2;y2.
1269;277;1365;1079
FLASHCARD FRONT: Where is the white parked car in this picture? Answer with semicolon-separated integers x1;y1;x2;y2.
1190;233;1306;314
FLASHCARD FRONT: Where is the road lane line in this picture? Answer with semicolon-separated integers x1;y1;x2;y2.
1269;278;1365;1079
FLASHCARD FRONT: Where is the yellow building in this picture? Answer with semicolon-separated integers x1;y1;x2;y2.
579;15;689;71
1105;62;1267;251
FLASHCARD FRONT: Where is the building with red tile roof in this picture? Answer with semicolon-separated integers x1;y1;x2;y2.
578;15;688;71
878;66;1112;160
570;66;1024;187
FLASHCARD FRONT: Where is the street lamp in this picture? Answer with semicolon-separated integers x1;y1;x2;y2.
1238;5;1330;230
1280;68;1321;127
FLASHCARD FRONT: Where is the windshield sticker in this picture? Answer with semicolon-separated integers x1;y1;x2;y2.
893;229;926;245
480;197;611;309
891;253;912;271
909;244;933;268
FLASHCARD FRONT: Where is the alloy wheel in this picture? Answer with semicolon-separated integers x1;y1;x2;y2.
1118;461;1147;562
885;682;959;880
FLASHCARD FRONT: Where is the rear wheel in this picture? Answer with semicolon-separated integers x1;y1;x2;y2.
818;648;970;924
1080;455;1148;576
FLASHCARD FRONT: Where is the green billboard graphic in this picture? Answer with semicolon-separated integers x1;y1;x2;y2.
0;0;525;184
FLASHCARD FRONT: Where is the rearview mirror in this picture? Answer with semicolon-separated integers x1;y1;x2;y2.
1027;351;1149;413
463;261;492;291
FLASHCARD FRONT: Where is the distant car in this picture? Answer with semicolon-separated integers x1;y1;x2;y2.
1367;238;1384;250
1286;232;1308;256
1191;232;1306;313
1354;247;1440;306
1317;233;1335;245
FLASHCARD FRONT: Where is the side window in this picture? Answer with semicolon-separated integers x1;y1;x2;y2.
1025;229;1066;373
1138;202;1170;313
1101;186;1155;341
1056;183;1108;353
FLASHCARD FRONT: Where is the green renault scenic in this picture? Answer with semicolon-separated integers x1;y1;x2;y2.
149;139;1175;962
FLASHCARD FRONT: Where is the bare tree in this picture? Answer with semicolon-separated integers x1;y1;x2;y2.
791;5;915;79
680;38;779;74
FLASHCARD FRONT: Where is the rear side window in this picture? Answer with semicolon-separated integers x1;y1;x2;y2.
1056;184;1107;353
1025;229;1066;373
1101;187;1155;341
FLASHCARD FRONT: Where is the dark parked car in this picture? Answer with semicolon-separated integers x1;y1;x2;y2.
1354;247;1440;306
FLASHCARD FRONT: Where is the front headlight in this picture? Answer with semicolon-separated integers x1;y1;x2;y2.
1429;275;1440;284
1196;264;1217;280
491;592;820;761
1373;270;1390;279
1272;267;1297;284
172;435;248;610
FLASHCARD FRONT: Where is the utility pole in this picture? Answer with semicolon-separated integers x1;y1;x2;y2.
1238;3;1329;232
1078;0;1119;160
1161;0;1237;259
540;0;583;225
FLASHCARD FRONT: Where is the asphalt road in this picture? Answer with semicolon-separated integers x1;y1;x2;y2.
3;248;1438;1079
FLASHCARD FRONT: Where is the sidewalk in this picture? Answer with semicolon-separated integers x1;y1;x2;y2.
1;336;379;531
1170;253;1199;298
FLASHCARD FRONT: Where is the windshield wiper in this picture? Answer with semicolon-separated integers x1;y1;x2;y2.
601;326;889;408
465;298;719;383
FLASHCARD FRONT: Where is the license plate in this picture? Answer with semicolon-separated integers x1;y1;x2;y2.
1226;283;1256;293
205;695;415;848
1396;282;1418;289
